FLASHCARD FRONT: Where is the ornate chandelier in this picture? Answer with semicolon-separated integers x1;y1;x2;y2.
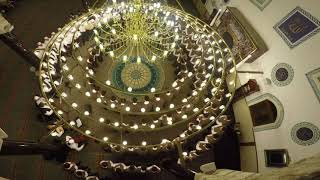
35;0;237;166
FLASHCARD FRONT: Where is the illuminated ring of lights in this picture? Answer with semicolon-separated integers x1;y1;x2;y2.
37;2;237;149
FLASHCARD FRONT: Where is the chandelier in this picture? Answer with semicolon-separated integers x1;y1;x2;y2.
35;0;237;166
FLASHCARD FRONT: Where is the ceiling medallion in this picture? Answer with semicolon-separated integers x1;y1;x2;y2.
271;63;294;87
291;122;320;146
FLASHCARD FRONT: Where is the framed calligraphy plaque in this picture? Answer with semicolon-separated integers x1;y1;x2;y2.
217;7;268;64
274;7;320;49
306;67;320;103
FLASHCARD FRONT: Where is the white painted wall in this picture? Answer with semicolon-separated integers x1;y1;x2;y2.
226;0;320;173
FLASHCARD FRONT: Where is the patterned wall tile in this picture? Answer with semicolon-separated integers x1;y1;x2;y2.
271;63;294;87
291;122;320;146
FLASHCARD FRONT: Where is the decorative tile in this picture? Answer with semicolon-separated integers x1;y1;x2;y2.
291;122;320;146
306;67;320;103
249;0;272;11
271;63;294;87
274;7;320;48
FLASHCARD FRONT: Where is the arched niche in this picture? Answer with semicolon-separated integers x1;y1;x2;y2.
248;93;284;132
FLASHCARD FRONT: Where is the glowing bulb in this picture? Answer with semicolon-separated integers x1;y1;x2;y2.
77;56;83;61
182;152;187;156
99;117;105;123
96;98;102;103
151;56;156;61
150;124;155;129
111;29;116;34
141;108;146;113
133;124;138;129
85;92;91;97
137;57;141;63
75;83;81;89
61;92;67;97
70;121;75;126
182;115;188;119
169;104;175;109
71;103;78;108
105;80;111;85
125;107;130;112
58;110;63;115
161;139;168;144
84;111;90;116
128;87;132;92
103;137;109;141
109;51;114;57
155;107;160;112
172;81;177;87
63;65;69;71
110;103;116;108
150;87;155;92
122;141;127;145
142;141;147;146
123;55;128;62
114;122;119;127
85;130;91;135
196;125;202;130
180;133;186;138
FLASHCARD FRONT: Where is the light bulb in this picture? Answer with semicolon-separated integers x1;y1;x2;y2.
106;80;111;85
133;124;138;129
61;92;67;97
77;56;83;61
85;130;91;135
137;57;141;63
75;83;81;89
142;141;147;146
99;118;105;123
103;137;109;141
109;51;114;57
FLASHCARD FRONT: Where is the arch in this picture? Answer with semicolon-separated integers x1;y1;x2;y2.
248;93;284;132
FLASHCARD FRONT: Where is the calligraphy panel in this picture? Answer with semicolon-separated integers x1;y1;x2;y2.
274;7;320;48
